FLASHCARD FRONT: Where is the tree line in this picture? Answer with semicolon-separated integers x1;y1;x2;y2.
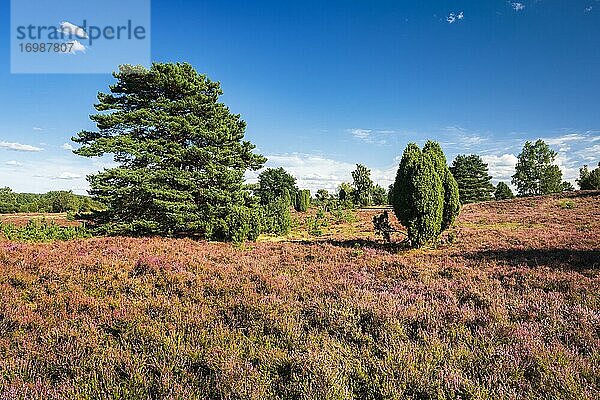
5;63;597;246
0;188;99;215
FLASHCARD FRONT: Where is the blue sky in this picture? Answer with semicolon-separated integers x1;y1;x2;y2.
0;0;599;194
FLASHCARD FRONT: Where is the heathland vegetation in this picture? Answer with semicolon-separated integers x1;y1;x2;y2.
1;63;599;398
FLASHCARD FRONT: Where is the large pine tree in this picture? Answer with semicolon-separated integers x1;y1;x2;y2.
72;63;266;240
450;154;494;204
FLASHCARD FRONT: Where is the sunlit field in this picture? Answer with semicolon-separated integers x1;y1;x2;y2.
1;192;599;399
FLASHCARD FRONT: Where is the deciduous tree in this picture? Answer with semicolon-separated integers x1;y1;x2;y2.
512;140;563;197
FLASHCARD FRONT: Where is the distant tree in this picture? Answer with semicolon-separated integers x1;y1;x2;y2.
315;189;329;203
387;184;394;205
494;182;515;200
372;185;388;206
256;167;297;206
450;154;494;204
44;191;81;213
0;187;17;213
351;164;374;207
391;141;459;247
337;182;355;204
561;181;575;192
512;140;563;197
294;190;311;212
72;63;265;240
577;162;600;190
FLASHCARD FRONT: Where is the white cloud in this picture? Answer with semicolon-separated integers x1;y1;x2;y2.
511;3;525;12
62;143;75;151
5;160;23;167
54;172;82;180
33;127;43;131
251;153;396;194
59;22;88;39
481;154;518;183
585;6;593;13
0;141;43;152
447;11;464;24
61;40;86;54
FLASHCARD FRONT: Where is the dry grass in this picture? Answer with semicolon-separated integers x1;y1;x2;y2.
0;192;599;399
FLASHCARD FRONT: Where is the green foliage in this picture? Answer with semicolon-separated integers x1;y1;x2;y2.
557;199;575;209
294;190;311;212
387;184;394;205
0;187;98;214
330;208;357;223
260;196;291;235
450;154;494;204
512;140;563;196
371;185;388;206
256;167;297;206
306;209;327;236
560;181;575;192
494;182;515;200
391;141;459;247
72;63;265;241
351;164;374;206
337;182;355;205
577;162;600;190
0;219;91;242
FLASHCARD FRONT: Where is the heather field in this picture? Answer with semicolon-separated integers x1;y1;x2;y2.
1;192;599;399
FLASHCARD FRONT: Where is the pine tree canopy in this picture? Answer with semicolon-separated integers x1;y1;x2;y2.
72;63;266;240
494;182;515;200
450;154;494;204
577;162;600;190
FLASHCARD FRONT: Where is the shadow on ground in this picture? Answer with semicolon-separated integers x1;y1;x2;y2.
299;238;411;254
460;248;600;271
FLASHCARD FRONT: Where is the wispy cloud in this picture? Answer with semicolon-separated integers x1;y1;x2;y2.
0;141;43;152
5;160;23;167
348;128;399;145
32;127;43;131
585;6;593;13
511;2;525;12
62;143;75;151
59;22;88;39
53;172;82;180
447;11;464;24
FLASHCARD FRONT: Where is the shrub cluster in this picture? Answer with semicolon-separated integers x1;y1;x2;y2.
0;219;91;242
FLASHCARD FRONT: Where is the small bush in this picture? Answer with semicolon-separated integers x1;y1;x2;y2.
0;219;90;242
294;190;311;212
261;197;291;235
558;199;575;209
